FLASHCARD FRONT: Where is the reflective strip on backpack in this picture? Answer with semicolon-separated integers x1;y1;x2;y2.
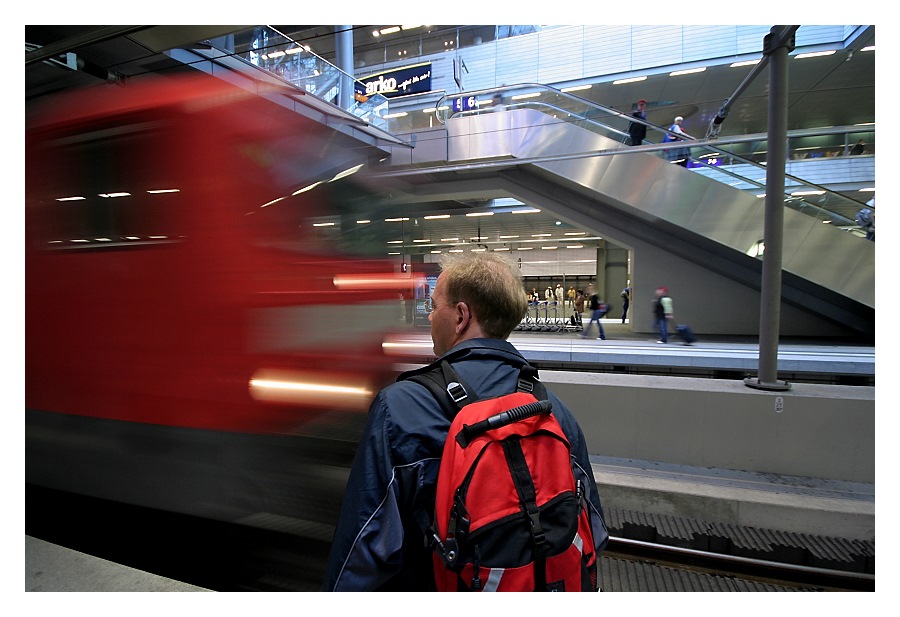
573;531;584;554
482;568;504;592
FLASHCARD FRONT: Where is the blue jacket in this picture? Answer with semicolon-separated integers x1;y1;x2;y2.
321;338;609;591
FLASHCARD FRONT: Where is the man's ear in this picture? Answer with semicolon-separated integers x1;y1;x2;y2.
455;301;472;333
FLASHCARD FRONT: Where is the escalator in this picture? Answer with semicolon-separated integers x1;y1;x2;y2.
375;85;874;338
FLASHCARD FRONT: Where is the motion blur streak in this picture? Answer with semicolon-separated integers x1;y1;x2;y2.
26;73;416;545
249;369;374;411
334;273;425;290
382;333;436;356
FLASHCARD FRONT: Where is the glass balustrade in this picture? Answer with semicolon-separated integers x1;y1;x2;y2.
217;26;392;130
432;84;873;233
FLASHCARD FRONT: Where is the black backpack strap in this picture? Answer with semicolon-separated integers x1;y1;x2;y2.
403;360;548;418
403;360;478;418
515;364;548;401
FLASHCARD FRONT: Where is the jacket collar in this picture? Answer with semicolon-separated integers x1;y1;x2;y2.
397;338;527;381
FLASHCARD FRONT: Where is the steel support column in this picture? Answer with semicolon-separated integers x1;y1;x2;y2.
745;26;797;392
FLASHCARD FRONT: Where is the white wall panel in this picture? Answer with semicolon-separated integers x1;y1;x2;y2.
631;26;684;70
496;35;541;85
537;27;584;84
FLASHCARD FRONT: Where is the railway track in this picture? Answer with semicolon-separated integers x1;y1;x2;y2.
602;537;874;592
26;485;874;592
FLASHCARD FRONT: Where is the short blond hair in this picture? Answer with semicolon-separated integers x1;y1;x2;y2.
439;252;528;338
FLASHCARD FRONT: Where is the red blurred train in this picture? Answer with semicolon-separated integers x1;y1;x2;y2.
26;74;418;527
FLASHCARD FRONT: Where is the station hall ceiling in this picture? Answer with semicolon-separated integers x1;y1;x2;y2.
25;25;876;255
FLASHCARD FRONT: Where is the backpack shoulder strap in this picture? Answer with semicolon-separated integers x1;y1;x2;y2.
514;363;548;401
403;359;549;418
403;360;478;417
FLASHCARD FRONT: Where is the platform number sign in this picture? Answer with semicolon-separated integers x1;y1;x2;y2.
452;95;478;113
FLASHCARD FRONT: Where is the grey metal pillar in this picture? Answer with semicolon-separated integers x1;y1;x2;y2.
745;26;795;392
335;25;354;111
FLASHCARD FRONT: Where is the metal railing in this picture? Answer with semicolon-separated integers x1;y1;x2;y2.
429;84;873;231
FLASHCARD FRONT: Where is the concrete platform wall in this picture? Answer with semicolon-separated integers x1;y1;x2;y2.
544;371;875;484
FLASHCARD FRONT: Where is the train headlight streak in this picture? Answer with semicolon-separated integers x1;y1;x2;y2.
250;379;370;397
249;369;375;410
333;273;424;290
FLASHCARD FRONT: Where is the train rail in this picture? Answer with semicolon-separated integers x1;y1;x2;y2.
26;485;874;592
602;537;875;592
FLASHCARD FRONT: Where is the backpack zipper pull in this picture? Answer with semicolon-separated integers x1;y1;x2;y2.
471;546;482;590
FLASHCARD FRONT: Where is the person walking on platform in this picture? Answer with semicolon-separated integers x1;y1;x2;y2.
627;99;648;146
581;291;607;340
653;287;672;343
321;252;608;591
620;285;631;323
573;289;585;327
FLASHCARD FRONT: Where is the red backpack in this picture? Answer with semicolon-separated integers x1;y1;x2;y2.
404;361;598;592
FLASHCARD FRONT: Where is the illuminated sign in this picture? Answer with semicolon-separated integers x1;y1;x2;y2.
357;62;432;98
451;95;478;112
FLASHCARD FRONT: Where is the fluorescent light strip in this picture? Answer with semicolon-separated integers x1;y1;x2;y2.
612;76;647;85
466;212;494;217
56;196;85;202
730;59;760;67
794;50;836;59
561;84;592;93
511;92;540;100
424;215;450;219
670;67;706;76
147;189;180;194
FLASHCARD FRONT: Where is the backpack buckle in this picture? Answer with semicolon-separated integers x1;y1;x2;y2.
446;381;468;404
517;378;534;393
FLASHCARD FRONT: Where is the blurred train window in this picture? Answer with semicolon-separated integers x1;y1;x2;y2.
33;121;183;250
248;303;403;354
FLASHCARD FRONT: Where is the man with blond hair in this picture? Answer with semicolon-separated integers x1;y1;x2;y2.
323;252;608;591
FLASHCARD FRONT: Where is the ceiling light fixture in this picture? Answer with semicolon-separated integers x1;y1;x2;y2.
794;50;836;59
670;67;706;76
612;76;647;85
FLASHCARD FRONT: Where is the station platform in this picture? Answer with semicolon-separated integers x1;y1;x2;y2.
396;318;876;382
25;535;211;592
590;455;875;542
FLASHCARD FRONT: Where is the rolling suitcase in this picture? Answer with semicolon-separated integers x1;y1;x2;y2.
676;324;695;345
